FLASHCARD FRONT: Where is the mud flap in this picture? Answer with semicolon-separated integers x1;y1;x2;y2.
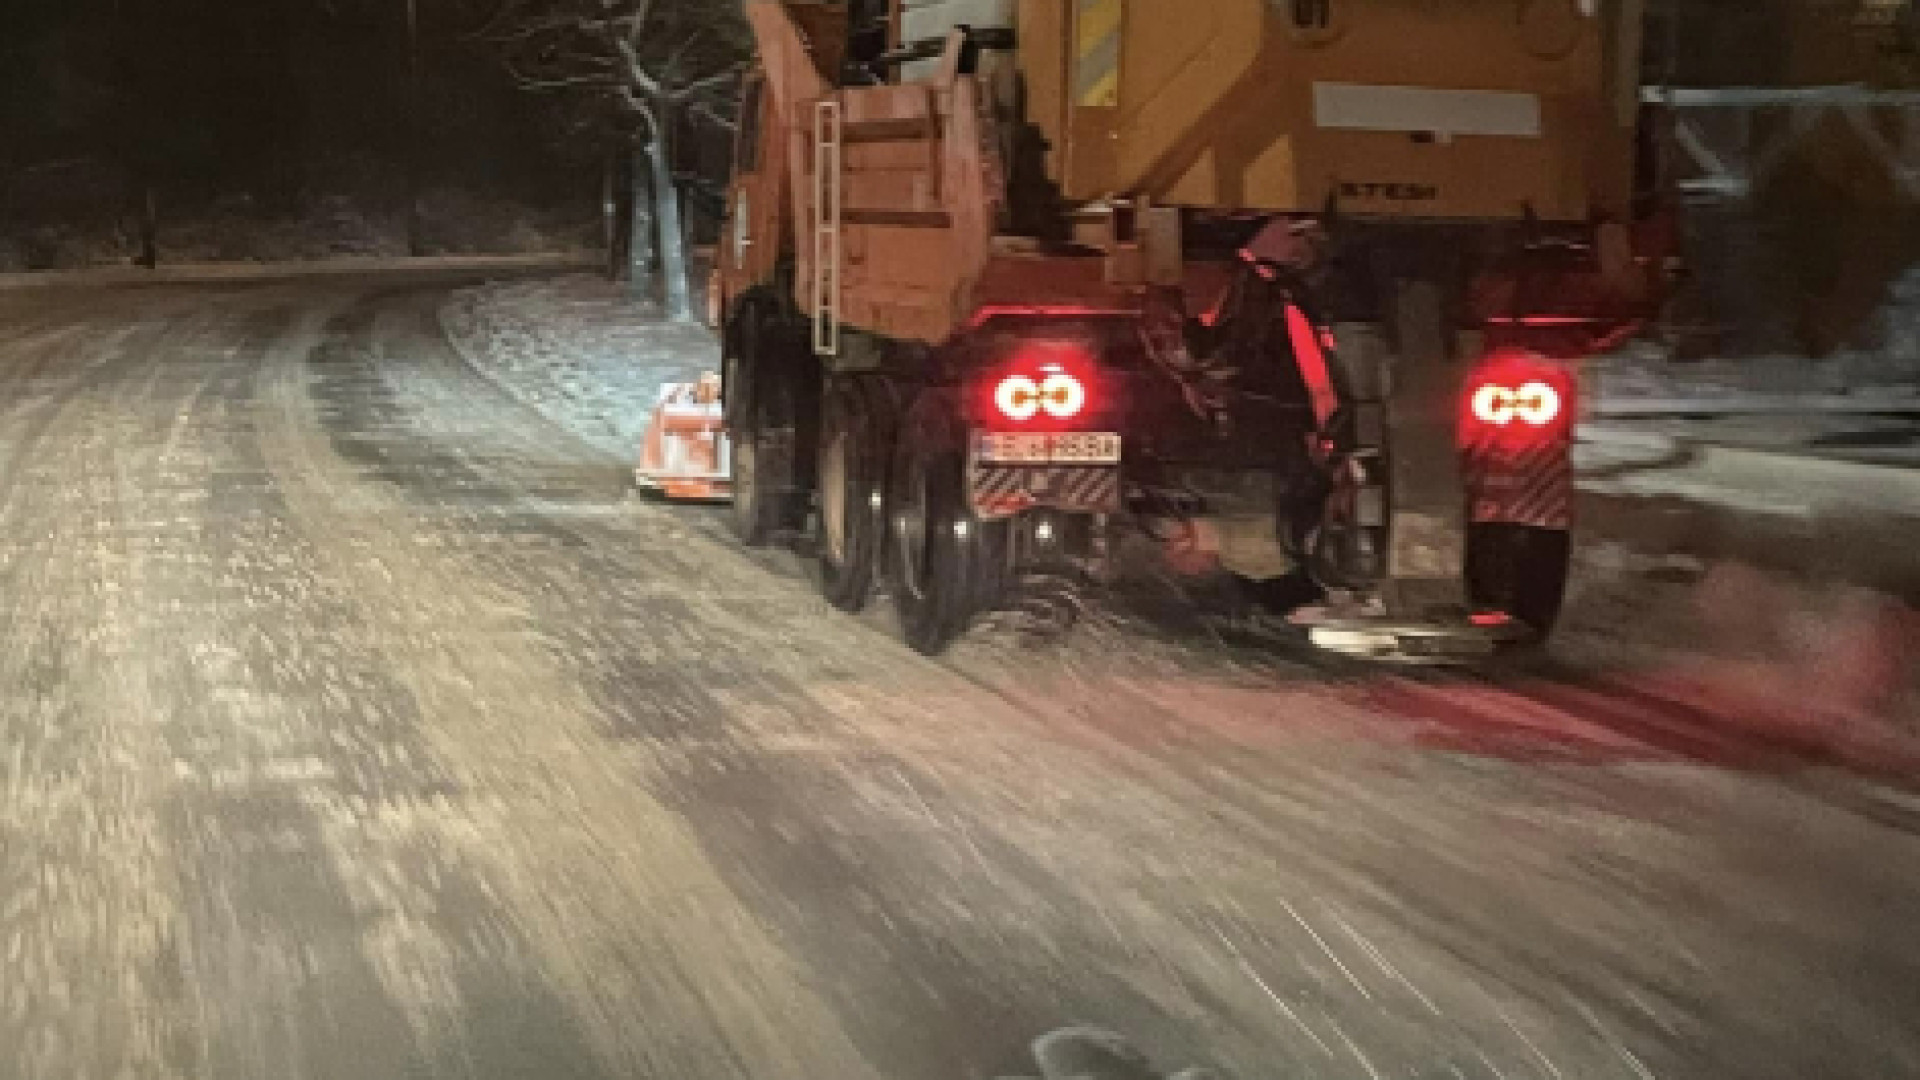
967;462;1123;519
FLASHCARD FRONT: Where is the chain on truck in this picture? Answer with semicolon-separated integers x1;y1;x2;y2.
708;0;1658;659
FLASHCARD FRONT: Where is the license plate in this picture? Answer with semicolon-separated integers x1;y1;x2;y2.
974;432;1122;464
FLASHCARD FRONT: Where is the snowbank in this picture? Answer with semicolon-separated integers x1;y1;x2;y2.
439;274;720;459
1;184;597;272
0;252;595;291
1586;339;1920;406
1574;346;1920;553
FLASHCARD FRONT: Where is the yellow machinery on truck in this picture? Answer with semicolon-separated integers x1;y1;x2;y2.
712;0;1653;657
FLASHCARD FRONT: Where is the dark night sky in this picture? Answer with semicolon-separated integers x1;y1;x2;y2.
1;0;584;214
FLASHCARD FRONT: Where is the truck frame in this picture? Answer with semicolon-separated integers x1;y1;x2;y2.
712;0;1653;658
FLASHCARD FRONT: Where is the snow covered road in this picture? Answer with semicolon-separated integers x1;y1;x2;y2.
2;275;1918;1080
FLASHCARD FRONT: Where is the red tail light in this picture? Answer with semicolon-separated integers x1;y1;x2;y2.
995;375;1043;421
1470;380;1563;429
1463;349;1572;444
994;367;1086;422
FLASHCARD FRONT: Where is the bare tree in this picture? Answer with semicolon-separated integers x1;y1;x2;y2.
474;0;747;320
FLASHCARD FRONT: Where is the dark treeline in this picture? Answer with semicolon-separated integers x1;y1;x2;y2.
1;0;596;264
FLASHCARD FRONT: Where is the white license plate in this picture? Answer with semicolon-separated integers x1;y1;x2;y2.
975;432;1122;464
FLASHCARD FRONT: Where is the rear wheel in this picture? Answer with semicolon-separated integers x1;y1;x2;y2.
727;311;803;546
730;424;778;546
1466;523;1572;636
814;376;891;611
887;395;1006;654
721;344;749;435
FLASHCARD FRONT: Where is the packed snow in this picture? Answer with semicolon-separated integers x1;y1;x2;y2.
440;274;719;460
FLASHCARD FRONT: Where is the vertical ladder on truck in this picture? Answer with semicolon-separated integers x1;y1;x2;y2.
813;98;844;357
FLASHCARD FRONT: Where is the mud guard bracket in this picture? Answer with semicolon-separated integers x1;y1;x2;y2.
1382;279;1473;620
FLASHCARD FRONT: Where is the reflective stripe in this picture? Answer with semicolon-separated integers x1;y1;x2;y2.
1075;0;1122;107
1284;304;1341;431
968;463;1121;517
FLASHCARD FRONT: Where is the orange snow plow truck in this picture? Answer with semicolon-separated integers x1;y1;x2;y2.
712;0;1654;658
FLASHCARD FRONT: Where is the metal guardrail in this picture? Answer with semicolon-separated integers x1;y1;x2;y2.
1645;83;1920;201
1643;85;1920;106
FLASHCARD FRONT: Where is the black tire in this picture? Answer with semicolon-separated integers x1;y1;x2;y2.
887;395;1006;655
727;311;794;547
1466;523;1572;636
814;376;892;612
721;337;751;436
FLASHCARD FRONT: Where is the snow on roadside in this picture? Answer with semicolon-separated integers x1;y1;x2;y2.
1576;434;1920;522
1585;339;1920;404
440;274;718;460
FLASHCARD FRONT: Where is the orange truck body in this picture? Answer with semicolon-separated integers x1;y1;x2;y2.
717;0;1644;348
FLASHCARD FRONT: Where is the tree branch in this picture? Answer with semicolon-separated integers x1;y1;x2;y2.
671;66;741;100
478;0;748;139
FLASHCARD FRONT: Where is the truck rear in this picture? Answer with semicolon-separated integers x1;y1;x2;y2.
713;0;1652;657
